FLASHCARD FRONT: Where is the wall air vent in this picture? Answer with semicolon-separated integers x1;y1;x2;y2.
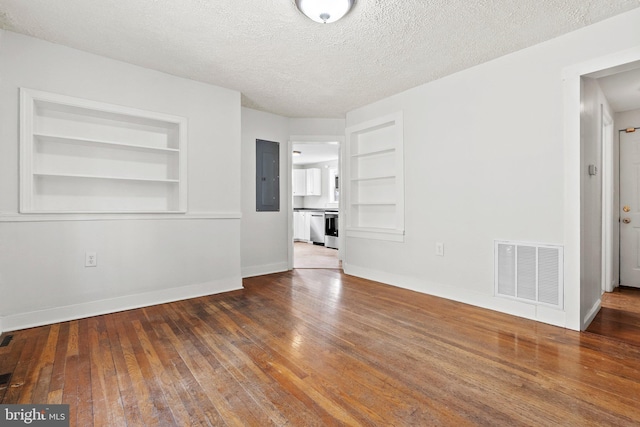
495;240;563;309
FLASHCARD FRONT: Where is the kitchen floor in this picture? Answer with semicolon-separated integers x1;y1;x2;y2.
293;242;341;269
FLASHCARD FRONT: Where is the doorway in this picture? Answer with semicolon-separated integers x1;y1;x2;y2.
288;137;343;270
573;54;640;331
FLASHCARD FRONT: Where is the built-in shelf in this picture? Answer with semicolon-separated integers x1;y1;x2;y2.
350;175;396;182
345;112;404;241
33;172;180;183
20;88;188;213
351;148;396;158
34;132;180;153
351;202;396;206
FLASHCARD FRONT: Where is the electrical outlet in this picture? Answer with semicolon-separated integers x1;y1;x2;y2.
85;251;97;267
435;242;444;256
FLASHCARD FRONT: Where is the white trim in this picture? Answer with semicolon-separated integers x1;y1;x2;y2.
0;212;242;222
287;135;345;270
582;297;602;331
242;262;289;278
287;139;294;270
21;87;189;123
343;262;566;328
602;110;615;293
289;134;344;143
563;46;640;331
345;227;405;242
19;88;34;213
0;277;243;333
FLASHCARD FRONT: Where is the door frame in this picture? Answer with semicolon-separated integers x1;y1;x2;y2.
563;46;640;330
601;110;615;293
287;135;345;270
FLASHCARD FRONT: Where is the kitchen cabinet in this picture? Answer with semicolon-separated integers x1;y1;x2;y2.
293;211;311;241
293;169;307;196
292;168;321;196
305;168;321;196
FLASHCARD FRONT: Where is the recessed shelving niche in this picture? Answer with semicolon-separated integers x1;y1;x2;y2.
20;88;188;213
345;112;404;241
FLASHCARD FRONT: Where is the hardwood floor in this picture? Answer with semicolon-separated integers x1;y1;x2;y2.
2;269;640;425
587;286;640;347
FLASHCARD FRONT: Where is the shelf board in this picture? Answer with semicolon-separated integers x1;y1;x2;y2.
351;148;395;158
351;175;396;182
346;226;403;234
33;132;179;153
345;226;405;242
21;210;187;215
33;172;179;183
351;202;396;206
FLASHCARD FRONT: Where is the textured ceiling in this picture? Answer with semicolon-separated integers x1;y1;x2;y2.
1;0;639;118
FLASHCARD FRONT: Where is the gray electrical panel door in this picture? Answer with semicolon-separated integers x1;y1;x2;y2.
256;139;280;212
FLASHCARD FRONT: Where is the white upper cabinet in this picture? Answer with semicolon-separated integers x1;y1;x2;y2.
292;168;321;196
305;168;321;196
292;169;307;196
20;88;188;213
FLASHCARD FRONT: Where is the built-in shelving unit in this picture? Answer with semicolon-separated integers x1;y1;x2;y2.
20;88;188;213
345;112;404;241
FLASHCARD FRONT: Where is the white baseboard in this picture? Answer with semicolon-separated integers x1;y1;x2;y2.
242;262;289;278
343;262;567;329
582;297;601;331
0;276;243;333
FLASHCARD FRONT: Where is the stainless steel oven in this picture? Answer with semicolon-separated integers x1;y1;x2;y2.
324;211;338;249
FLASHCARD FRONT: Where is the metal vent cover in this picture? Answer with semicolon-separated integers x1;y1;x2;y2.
495;240;563;308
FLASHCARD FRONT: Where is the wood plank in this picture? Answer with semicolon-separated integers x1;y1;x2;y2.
18;324;59;404
61;321;79;427
103;313;144;427
75;318;94;426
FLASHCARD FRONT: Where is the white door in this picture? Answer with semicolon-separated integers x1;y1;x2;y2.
620;128;640;288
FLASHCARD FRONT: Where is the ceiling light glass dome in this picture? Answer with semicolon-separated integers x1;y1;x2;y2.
295;0;355;24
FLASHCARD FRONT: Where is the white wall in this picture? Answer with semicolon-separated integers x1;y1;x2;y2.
0;31;242;333
580;77;612;328
240;108;289;277
289;118;345;137
616;108;640;134
343;8;640;329
240;113;345;276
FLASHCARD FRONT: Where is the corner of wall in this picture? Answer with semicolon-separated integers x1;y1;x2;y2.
242;262;289;278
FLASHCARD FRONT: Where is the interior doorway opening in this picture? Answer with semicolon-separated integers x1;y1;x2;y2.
576;55;640;331
288;137;344;270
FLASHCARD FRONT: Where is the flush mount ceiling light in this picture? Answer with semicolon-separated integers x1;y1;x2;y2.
295;0;355;24
293;150;302;156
